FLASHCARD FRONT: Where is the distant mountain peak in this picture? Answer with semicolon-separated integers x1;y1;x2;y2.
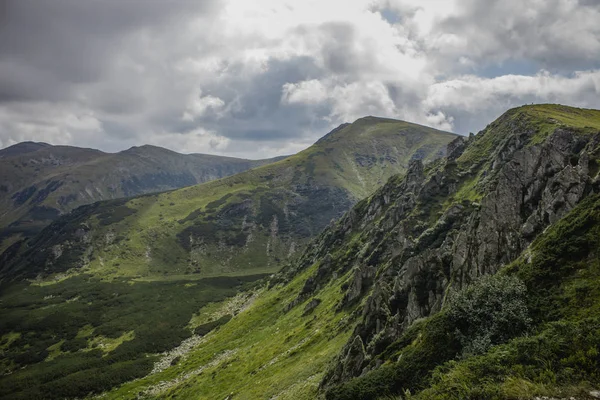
353;115;402;123
0;141;52;158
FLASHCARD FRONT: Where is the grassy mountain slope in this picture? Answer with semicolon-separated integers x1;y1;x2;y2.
1;118;456;282
0;142;281;252
0;117;456;400
80;103;600;400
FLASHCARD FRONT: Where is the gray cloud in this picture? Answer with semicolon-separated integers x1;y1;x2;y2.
0;0;599;157
0;1;218;87
432;0;600;73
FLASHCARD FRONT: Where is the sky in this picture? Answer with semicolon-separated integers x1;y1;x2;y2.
0;0;599;159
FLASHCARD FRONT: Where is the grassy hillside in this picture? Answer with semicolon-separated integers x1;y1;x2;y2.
69;103;600;400
2;117;456;282
97;194;600;400
0;117;456;399
0;143;281;252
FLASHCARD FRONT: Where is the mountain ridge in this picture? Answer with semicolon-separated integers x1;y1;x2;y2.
0;114;458;400
8;105;599;399
0;116;457;282
85;103;600;400
0;142;285;252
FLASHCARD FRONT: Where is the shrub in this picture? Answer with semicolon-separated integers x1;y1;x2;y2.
61;337;88;353
445;274;531;357
327;275;530;400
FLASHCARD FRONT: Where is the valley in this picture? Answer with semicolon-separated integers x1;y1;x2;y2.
1;105;599;399
0;116;456;399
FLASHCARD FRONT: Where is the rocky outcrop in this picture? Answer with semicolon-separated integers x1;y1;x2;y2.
289;108;600;389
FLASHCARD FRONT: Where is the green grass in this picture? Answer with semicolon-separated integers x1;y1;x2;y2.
103;262;359;399
0;274;265;399
519;104;600;144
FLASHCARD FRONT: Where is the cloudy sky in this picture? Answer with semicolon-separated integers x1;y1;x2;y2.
1;0;599;158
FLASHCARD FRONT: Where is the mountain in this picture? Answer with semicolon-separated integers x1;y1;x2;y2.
0;142;282;251
1;117;456;282
0;142;52;158
0;117;457;399
81;103;599;399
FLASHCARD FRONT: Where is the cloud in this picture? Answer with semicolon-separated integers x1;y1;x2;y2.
183;90;226;122
0;0;599;158
423;69;600;133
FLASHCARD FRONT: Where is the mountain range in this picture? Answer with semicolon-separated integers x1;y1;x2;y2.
1;104;600;400
0;142;283;252
1;117;456;281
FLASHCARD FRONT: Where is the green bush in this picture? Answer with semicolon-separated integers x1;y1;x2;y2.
61;337;88;353
446;274;531;357
327;275;530;400
415;318;600;400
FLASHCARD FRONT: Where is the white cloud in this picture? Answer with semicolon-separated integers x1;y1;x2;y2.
145;128;231;154
0;102;104;149
426;70;600;112
183;90;226;121
282;80;329;105
1;0;599;157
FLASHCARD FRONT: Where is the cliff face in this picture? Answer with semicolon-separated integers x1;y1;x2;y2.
277;105;600;389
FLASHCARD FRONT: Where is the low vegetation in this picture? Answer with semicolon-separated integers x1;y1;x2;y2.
0;274;264;399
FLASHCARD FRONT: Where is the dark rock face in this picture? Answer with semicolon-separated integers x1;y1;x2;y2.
30;180;63;204
121;172;198;197
289;113;600;389
302;298;322;316
446;136;468;161
326;336;368;384
11;186;37;206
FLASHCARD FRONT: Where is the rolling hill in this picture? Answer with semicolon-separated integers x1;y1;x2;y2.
0;143;282;252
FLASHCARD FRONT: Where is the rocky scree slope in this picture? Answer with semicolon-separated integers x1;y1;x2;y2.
96;104;600;400
0;118;456;281
0;142;281;252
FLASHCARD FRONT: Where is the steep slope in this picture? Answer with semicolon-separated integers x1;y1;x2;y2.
0;117;456;400
0;143;281;251
85;104;600;400
1;117;456;281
